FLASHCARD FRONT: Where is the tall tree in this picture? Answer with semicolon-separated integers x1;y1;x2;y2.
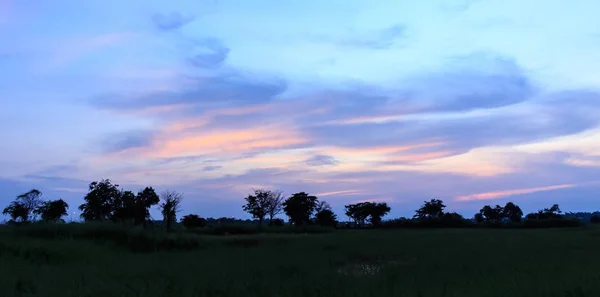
2;201;29;223
283;192;319;225
265;190;284;225
78;179;121;221
501;202;523;223
368;202;391;227
479;205;504;223
160;190;183;231
344;202;391;227
314;201;337;227
414;199;446;220
34;199;69;222
345;202;371;227
111;190;136;223
134;187;160;225
242;189;275;226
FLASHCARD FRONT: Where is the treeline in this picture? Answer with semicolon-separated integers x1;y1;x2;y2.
1;179;596;230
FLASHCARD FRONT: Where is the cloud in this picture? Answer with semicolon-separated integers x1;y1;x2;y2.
339;24;407;49
101;130;154;153
202;165;222;171
187;38;230;69
92;74;287;112
306;154;339;166
152;12;194;31
456;184;575;201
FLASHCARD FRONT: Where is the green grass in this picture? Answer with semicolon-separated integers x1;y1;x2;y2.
1;224;600;297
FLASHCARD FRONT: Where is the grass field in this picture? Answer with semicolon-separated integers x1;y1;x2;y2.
1;224;599;297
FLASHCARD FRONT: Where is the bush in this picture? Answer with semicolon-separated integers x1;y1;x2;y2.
590;215;600;224
270;218;285;226
181;214;206;229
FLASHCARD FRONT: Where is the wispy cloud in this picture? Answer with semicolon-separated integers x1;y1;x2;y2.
456;184;575;201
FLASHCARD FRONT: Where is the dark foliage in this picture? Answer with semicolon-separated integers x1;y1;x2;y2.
79;180;121;221
181;214;206;229
34;199;69;222
314;209;338;227
283;192;319;225
160;190;183;231
414;199;446;220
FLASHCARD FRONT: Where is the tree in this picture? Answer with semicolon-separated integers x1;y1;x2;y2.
34;199;69;222
2;201;29;223
78;179;121;221
283;192;318;225
526;204;563;220
345;202;370;227
368;202;391;227
501;202;523;223
181;214;206;228
414;199;446;220
242;189;271;226
315;209;338;227
479;205;503;223
344;202;391;227
265;190;284;225
160;190;183;231
134;187;160;225
111;190;136;223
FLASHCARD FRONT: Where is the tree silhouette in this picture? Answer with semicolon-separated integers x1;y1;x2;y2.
78;179;121;221
414;199;446;220
283;192;318;225
242;189;271;226
478;205;503;223
314;201;337;227
134;187;160;225
160;190;183;231
2;201;29;223
345;202;370;227
181;214;206;228
34;199;69;222
501;202;523;223
265;190;284;225
526;204;563;220
111;190;136;223
368;202;391;227
344;202;390;227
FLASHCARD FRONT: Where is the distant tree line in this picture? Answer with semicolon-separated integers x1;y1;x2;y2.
1;180;594;230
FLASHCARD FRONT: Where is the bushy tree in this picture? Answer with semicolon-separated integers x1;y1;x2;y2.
526;204;563;220
160;190;183;231
345;202;391;227
368;202;391;227
111;190;136;223
134;187;160;225
79;179;121;221
345;202;371;227
181;214;206;228
414;199;446;220
34;199;69;222
479;205;504;223
2;201;29;223
2;189;43;223
501;202;523;223
283;192;318;225
242;189;272;226
315;209;338;227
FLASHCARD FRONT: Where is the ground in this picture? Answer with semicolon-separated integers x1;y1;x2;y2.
0;225;599;297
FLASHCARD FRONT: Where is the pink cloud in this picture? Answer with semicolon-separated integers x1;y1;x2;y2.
456;184;575;201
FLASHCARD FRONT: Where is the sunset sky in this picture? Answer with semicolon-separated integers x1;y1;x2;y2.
2;0;600;220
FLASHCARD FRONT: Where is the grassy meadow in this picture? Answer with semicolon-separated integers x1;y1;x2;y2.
1;223;599;297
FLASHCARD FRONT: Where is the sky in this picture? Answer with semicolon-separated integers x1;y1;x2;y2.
1;0;600;220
